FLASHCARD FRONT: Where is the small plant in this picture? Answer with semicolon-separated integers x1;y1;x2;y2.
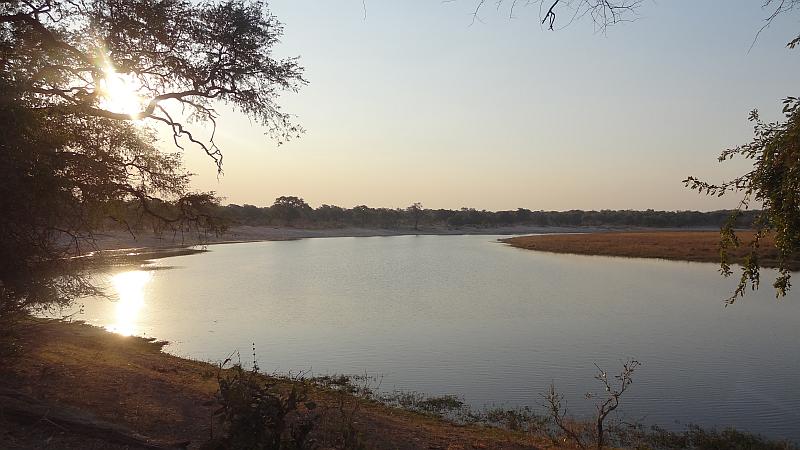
381;391;465;416
543;359;641;450
330;374;374;450
204;352;318;450
587;359;640;450
543;383;592;448
479;406;549;433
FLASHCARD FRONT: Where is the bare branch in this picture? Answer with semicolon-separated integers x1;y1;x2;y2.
468;0;642;31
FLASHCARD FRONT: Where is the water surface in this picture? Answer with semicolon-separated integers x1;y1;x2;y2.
74;235;800;440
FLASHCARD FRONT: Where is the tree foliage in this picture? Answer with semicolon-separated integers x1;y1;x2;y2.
682;1;800;302
219;201;758;230
686;98;800;302
0;0;303;330
407;202;423;231
271;196;311;226
0;91;190;323
2;0;304;170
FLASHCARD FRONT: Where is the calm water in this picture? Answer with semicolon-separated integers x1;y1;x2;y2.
72;235;800;441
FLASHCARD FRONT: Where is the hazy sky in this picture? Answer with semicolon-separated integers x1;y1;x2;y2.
179;1;800;211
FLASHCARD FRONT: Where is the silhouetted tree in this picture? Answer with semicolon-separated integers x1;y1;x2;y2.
218;201;758;230
407;202;423;231
351;205;372;227
0;0;303;331
272;196;311;226
314;204;346;226
2;0;305;171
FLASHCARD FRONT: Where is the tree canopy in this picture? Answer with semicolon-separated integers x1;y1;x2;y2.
271;196;311;225
0;0;303;330
2;0;305;170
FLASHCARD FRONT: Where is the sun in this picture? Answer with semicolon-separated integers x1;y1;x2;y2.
97;65;145;118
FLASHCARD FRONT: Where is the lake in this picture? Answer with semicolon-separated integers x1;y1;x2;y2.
71;235;800;441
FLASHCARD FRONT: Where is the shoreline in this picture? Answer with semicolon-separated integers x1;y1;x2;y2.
8;232;800;448
501;230;797;270
89;224;611;251
4;320;795;449
82;226;730;270
89;224;720;252
0;319;548;449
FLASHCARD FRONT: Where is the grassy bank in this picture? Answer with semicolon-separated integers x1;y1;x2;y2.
501;231;799;270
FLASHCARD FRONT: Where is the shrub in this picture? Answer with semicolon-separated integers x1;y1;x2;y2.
204;360;317;450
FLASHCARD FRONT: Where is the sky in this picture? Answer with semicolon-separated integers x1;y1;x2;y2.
178;0;800;211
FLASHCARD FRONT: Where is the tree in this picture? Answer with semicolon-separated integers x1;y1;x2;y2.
407;202;423;231
544;359;640;450
2;0;305;170
0;0;304;332
682;1;800;302
272;196;311;226
686;99;800;303
314;204;346;225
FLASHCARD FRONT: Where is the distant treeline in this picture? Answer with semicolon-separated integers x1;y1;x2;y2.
211;196;758;229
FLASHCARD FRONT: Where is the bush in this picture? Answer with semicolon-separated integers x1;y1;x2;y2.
203;361;317;450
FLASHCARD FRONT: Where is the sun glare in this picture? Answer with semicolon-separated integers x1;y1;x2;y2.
97;66;145;118
108;270;152;336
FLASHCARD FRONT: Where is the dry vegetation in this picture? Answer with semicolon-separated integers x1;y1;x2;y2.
0;320;555;450
502;231;800;271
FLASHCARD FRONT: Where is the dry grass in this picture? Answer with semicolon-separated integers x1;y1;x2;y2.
502;231;798;270
0;319;557;449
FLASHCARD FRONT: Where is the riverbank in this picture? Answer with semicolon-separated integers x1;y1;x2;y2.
3;322;795;449
501;231;797;270
87;225;643;251
5;242;799;448
0;319;550;449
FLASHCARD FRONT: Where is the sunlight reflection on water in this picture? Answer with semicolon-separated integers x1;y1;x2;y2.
107;270;152;336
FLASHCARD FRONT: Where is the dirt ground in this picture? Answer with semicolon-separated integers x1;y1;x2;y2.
0;320;558;449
